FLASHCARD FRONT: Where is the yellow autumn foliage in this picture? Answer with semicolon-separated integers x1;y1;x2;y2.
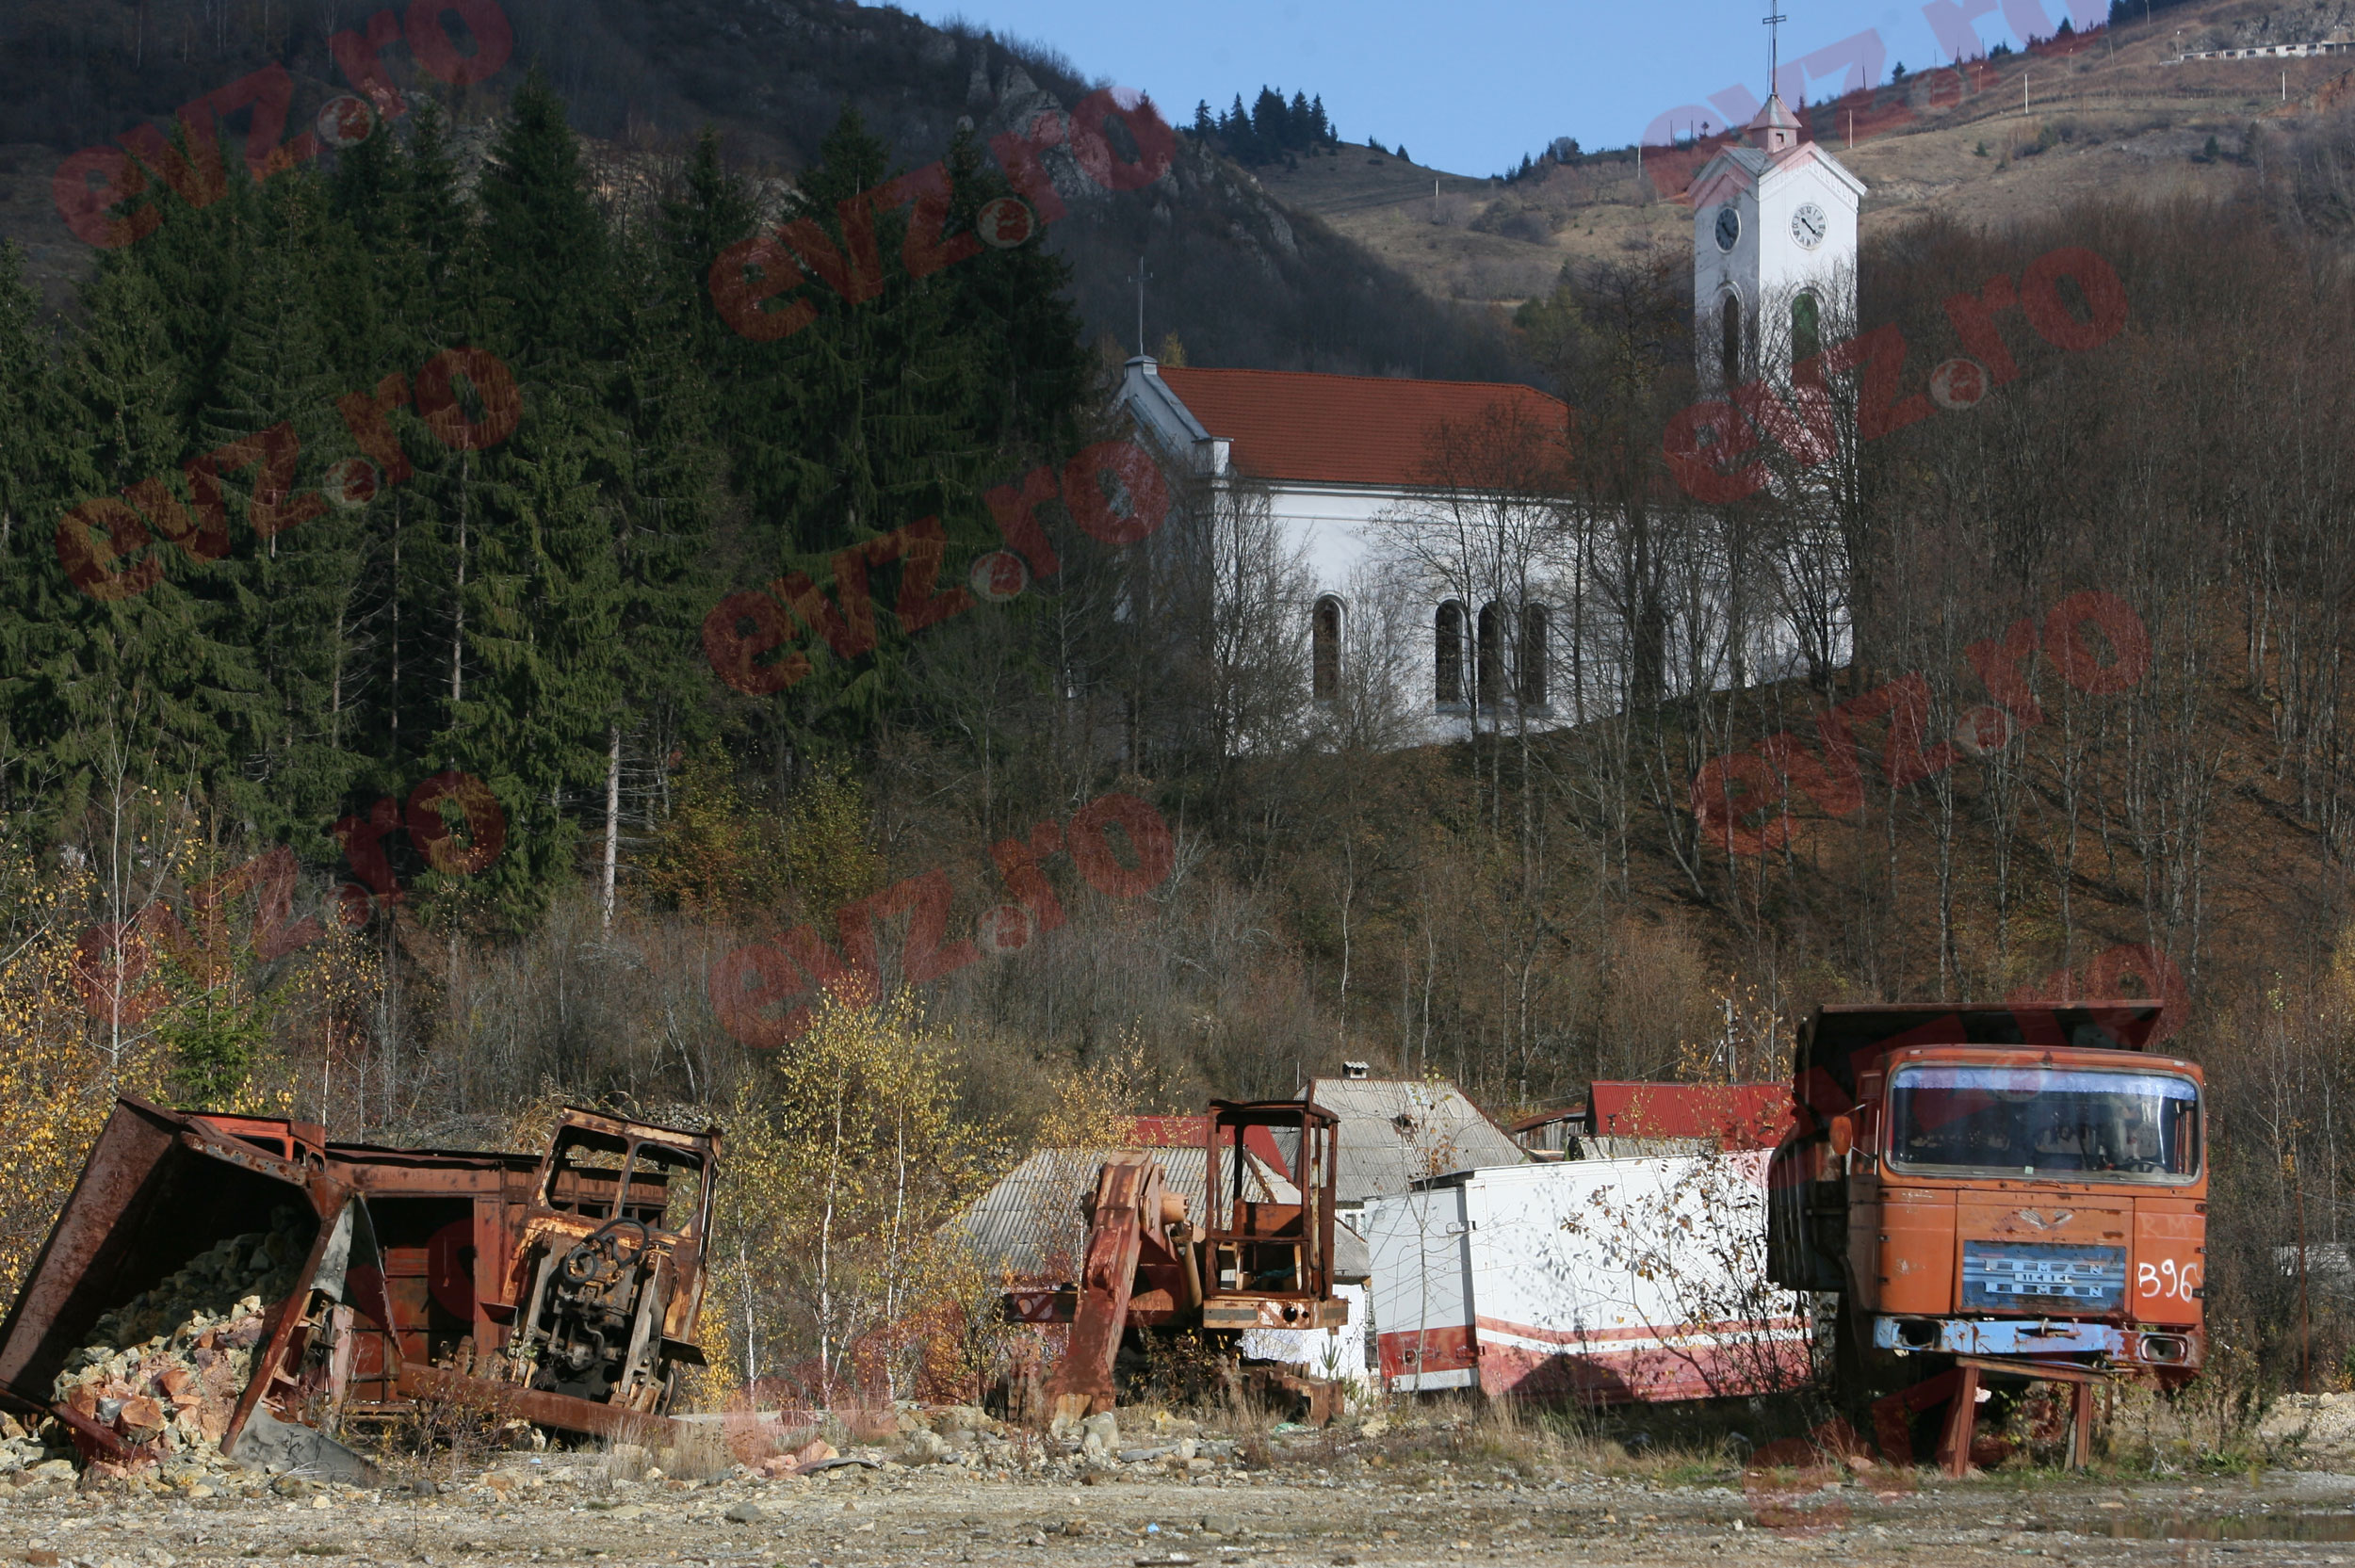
0;812;341;1298
0;826;170;1297
699;987;999;1410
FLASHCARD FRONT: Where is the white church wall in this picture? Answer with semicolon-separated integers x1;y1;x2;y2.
1153;464;1853;752
1264;483;1399;608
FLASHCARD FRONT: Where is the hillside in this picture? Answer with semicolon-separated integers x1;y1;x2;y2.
0;0;1526;380
1257;0;2342;306
8;0;2333;369
2;0;2353;1416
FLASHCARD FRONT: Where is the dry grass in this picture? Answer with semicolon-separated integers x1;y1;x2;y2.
365;1367;536;1487
1251;1394;1760;1485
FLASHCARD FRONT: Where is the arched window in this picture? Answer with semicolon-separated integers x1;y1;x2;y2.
1519;604;1549;709
1435;601;1466;704
1476;603;1503;707
1720;293;1743;388
1791;290;1821;369
1312;596;1342;701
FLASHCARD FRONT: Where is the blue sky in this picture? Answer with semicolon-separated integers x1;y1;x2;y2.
919;0;2112;175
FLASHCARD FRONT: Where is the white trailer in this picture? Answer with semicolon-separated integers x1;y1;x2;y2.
1364;1152;1810;1402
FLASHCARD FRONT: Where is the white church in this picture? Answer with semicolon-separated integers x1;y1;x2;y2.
1115;88;1861;746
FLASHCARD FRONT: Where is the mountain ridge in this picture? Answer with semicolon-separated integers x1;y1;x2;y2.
0;0;1528;381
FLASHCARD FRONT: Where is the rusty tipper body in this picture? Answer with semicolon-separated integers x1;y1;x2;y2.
1768;1003;2204;1458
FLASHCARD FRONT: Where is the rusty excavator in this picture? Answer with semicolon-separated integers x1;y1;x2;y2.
1005;1099;1351;1423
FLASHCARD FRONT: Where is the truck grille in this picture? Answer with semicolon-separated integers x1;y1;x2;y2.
1961;1243;2126;1311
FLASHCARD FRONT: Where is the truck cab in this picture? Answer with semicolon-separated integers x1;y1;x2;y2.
1768;1003;2204;1386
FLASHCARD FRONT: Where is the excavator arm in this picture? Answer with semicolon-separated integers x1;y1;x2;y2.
1046;1155;1194;1419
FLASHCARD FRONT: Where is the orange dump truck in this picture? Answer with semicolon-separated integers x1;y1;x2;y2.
1767;1002;2203;1469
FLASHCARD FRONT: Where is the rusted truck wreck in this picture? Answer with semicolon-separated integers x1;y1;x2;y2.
0;1097;720;1479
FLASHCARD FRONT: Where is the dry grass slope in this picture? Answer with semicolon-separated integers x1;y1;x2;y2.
1258;0;2351;307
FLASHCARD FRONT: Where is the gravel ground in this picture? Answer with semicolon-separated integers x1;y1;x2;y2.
5;1427;2355;1568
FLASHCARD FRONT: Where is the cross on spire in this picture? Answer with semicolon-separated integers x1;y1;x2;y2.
1763;5;1788;97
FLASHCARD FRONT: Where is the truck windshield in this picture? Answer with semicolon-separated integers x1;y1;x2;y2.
1887;1066;2200;1180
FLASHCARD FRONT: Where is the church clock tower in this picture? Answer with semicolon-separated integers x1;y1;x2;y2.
1690;84;1866;392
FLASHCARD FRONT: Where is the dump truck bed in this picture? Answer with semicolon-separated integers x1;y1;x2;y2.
0;1098;346;1418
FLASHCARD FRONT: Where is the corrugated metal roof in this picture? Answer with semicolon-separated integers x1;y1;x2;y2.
1307;1078;1524;1204
950;1146;1295;1286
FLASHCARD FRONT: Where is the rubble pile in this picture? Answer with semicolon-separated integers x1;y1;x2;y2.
0;1411;54;1475
51;1208;312;1466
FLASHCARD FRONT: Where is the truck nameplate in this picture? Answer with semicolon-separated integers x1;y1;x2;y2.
1961;1243;2125;1311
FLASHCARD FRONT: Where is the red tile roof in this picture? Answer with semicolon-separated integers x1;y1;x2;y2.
1155;366;1568;489
1586;1082;1800;1150
1126;1115;1290;1177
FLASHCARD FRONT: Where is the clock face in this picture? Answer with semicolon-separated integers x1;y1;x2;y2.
1713;205;1741;252
1792;202;1828;250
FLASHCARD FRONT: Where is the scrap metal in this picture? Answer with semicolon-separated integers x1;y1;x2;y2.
0;1096;721;1477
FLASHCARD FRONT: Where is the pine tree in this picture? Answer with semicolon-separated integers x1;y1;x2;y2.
431;380;621;933
339;98;478;794
195;177;368;854
401;98;473;299
0;241;68;815
51;253;268;829
115;122;255;430
1192;101;1214;140
658;129;760;373
1251;88;1288;159
595;186;733;920
421;74;627;929
934;125;1090;457
474;70;610;369
737;107;983;563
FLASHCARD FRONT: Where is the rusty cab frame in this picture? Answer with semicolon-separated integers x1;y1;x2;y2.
1201;1099;1346;1332
463;1110;720;1426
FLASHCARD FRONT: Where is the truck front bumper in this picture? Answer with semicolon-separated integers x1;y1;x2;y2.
1871;1316;2200;1368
